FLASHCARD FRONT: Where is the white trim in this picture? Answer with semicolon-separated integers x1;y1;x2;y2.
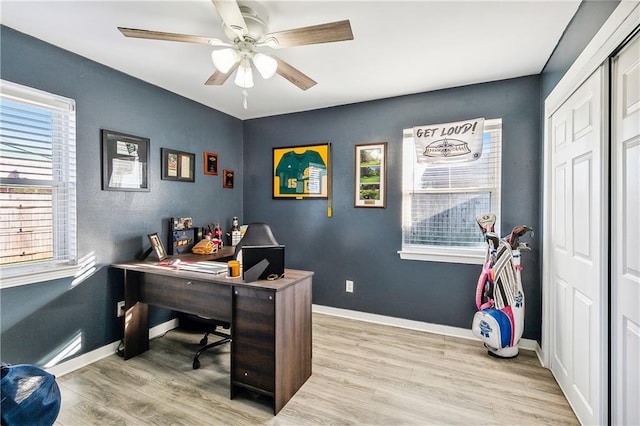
542;0;640;369
0;264;80;289
397;247;485;264
312;304;541;361
45;319;179;378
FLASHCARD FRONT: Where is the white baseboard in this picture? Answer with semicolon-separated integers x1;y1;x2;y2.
312;305;543;364
46;318;179;378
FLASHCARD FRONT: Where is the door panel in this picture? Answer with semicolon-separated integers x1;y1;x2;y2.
549;68;604;425
612;33;640;426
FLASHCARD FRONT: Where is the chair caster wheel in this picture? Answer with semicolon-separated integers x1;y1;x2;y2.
193;359;200;370
200;337;208;345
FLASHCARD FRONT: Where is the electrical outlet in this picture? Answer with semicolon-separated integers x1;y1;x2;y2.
117;301;125;318
346;280;354;293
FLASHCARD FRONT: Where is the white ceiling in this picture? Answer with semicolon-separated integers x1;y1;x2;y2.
1;1;580;120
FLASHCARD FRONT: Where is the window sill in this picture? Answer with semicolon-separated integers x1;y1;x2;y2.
0;263;79;289
398;246;485;265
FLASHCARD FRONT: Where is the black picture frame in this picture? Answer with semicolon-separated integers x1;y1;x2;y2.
161;148;195;182
101;129;150;191
147;232;167;261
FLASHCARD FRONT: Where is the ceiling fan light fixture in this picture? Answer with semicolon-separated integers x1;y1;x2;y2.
234;59;254;88
211;48;238;73
252;53;278;79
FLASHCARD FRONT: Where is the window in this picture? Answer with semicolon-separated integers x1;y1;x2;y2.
400;119;502;264
0;80;77;287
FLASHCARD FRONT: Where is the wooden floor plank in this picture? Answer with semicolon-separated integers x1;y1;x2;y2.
54;313;577;425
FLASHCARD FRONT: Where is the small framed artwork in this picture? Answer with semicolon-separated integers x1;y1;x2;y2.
354;142;387;208
223;169;234;188
161;148;195;182
101;129;150;191
147;232;168;261
204;151;218;175
273;143;331;199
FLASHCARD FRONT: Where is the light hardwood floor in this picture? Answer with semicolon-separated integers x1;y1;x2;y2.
55;313;578;425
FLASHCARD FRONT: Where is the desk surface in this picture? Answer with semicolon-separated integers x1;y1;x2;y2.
112;247;313;292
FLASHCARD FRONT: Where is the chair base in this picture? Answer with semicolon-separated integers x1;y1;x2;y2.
193;329;231;370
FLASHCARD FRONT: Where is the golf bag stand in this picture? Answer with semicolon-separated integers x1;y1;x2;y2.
471;214;533;358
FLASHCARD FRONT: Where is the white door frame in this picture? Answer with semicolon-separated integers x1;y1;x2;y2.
542;0;640;421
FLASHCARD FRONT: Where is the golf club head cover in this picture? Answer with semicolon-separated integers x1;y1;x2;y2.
476;213;496;234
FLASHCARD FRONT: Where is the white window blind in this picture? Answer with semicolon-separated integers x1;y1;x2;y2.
400;119;502;264
0;80;77;286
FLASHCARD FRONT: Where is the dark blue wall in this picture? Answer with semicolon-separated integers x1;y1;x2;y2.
0;26;243;365
243;77;544;339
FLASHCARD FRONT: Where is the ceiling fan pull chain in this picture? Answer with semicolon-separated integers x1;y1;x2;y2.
242;88;248;109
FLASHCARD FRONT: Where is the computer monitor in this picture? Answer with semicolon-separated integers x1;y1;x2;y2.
242;245;285;282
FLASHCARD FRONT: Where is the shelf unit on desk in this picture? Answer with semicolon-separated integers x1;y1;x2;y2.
111;253;312;415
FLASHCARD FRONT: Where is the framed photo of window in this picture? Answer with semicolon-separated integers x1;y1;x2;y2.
147;232;167;261
161;148;195;182
354;142;387;208
101;129;150;191
273;143;331;199
203;151;218;175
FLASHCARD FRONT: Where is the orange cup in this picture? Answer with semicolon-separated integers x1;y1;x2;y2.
228;260;240;277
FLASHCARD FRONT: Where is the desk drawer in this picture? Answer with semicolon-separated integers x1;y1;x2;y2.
140;274;231;321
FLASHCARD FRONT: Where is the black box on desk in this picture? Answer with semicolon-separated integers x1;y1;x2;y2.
168;217;197;255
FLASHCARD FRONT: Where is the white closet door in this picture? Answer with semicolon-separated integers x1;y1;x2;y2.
549;68;606;425
612;33;640;426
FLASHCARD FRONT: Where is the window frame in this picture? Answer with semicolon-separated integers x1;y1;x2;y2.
0;80;78;288
398;118;502;264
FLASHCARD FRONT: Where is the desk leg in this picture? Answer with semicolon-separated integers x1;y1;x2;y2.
123;270;149;359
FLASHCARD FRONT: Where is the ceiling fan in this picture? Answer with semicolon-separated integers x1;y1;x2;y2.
118;0;354;108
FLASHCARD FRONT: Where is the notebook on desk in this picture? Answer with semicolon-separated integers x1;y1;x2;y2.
177;261;228;275
242;245;285;282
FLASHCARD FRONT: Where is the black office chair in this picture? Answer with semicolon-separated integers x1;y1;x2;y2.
191;319;230;370
190;223;277;370
233;222;279;260
189;222;278;370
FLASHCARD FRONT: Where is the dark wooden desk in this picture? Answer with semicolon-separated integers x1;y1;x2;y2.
111;251;313;415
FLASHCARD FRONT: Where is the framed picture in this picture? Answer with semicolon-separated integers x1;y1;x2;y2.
273;143;331;199
161;148;195;182
354;142;387;208
203;151;218;175
101;129;150;191
223;169;234;188
147;232;167;261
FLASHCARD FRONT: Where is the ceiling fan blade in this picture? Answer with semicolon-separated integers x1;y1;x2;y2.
260;20;353;48
205;62;239;85
118;27;228;46
274;57;316;91
211;0;247;39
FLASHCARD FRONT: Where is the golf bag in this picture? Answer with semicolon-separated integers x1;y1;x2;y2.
471;214;532;358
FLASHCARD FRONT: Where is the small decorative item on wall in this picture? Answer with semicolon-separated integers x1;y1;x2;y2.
161;148;195;182
101;129;150;191
203;151;218;175
354;142;387;208
223;169;234;188
273;143;331;199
